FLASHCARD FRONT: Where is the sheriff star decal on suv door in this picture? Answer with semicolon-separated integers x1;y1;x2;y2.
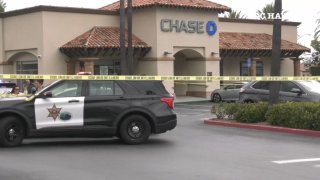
47;104;62;121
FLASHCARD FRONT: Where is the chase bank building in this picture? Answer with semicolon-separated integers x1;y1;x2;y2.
0;0;309;97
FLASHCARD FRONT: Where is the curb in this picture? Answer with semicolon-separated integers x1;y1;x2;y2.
204;119;320;137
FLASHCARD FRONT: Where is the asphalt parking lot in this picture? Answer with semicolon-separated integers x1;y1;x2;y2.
0;101;319;180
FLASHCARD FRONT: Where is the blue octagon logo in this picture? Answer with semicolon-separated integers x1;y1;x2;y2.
206;21;218;36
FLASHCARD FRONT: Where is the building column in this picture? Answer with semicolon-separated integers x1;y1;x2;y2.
250;57;259;76
291;57;302;76
66;61;76;75
84;61;94;74
203;56;221;98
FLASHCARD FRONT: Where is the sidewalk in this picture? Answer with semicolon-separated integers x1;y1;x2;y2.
175;96;210;103
204;119;320;137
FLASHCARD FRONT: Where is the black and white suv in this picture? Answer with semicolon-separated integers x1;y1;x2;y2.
0;80;177;147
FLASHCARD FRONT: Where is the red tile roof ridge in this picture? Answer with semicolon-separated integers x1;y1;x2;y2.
100;0;231;13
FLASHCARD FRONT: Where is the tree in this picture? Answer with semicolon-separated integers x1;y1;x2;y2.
269;0;282;105
0;0;6;13
224;10;247;19
256;2;287;20
307;19;320;67
315;18;320;40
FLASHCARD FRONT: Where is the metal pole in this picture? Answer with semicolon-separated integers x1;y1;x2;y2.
120;0;127;75
127;0;133;75
269;0;282;105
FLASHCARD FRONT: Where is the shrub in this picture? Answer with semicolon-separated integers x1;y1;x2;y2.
266;102;320;130
224;103;241;120
234;102;269;123
211;103;226;119
310;66;320;75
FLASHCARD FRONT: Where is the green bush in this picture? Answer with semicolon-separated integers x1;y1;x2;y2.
224;103;241;120
211;103;226;119
310;66;320;75
234;102;269;123
266;102;320;130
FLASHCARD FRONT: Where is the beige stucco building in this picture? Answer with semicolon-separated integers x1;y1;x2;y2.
0;0;309;97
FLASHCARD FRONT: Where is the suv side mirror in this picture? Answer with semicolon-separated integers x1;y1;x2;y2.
290;88;302;94
45;91;53;98
37;91;52;99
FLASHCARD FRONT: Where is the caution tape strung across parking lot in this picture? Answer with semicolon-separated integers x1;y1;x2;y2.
1;74;320;81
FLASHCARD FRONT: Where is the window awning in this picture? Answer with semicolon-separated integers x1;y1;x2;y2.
59;26;151;58
220;32;310;58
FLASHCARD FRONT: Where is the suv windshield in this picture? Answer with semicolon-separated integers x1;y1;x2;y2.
298;81;320;93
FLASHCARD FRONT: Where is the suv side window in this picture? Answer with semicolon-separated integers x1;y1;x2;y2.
89;81;123;96
49;81;82;97
281;82;302;93
127;81;169;95
252;81;270;90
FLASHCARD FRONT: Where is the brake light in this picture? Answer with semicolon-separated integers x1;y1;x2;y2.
160;97;174;109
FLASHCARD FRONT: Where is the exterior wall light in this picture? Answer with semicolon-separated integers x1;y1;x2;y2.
163;51;172;55
211;52;217;56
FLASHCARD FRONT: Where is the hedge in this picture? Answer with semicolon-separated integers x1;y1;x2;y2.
212;102;320;131
310;66;320;76
265;102;320;131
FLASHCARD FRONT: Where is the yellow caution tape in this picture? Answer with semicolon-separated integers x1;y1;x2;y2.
0;74;319;81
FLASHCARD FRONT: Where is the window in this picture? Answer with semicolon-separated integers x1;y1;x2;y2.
89;81;123;96
16;60;38;89
240;61;263;76
94;60;120;75
281;82;301;92
252;81;271;90
126;81;169;95
48;81;82;97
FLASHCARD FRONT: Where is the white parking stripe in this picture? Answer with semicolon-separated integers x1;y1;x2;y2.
272;158;320;164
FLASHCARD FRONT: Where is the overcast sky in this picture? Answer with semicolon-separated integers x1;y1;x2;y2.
4;0;320;49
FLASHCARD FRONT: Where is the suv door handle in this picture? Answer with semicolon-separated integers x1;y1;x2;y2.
68;100;80;103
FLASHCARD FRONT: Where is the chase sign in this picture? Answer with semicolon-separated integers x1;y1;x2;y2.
160;19;218;36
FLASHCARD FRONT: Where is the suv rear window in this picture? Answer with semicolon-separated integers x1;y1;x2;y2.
126;81;169;95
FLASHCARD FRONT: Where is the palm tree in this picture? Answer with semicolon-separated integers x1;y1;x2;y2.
269;0;282;105
224;10;247;19
0;0;6;13
315;18;320;39
256;2;287;20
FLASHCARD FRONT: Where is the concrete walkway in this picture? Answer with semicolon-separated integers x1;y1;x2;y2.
175;96;210;103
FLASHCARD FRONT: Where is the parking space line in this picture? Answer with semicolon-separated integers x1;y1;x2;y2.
272;158;320;164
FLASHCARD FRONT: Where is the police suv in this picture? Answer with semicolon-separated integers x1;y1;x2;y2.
0;80;177;147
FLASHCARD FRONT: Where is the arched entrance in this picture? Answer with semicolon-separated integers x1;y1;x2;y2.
7;52;38;88
174;49;206;97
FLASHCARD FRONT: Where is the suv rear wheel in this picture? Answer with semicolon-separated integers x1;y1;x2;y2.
119;115;151;145
0;116;25;147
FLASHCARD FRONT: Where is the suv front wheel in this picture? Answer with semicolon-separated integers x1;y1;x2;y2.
0;116;25;147
119;115;151;145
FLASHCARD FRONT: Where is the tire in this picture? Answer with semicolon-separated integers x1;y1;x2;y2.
244;99;254;103
212;93;222;103
119;115;151;145
0;116;25;147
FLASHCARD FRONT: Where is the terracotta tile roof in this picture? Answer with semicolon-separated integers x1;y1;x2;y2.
220;32;310;52
100;0;230;13
60;26;150;49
